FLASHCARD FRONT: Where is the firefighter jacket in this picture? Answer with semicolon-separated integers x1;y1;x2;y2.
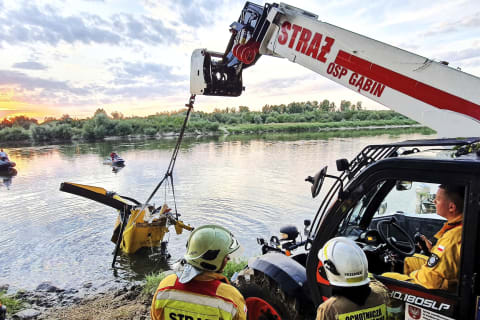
411;215;462;290
316;281;389;320
151;272;247;320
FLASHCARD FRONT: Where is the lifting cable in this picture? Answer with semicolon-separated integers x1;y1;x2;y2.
140;94;196;219
112;95;195;268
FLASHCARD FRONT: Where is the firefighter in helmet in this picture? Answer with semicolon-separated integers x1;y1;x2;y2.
151;224;247;320
316;237;390;320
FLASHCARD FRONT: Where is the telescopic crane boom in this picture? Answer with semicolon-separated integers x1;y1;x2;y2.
190;2;480;138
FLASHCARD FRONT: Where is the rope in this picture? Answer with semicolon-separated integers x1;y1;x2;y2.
136;94;196;221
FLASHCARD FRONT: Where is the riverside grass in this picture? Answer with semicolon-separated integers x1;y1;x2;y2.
0;290;24;315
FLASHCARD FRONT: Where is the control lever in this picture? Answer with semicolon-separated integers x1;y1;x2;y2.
414;232;431;255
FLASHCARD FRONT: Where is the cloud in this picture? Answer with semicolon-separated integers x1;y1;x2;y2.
0;2;178;47
438;47;480;62
109;59;184;83
111;14;178;45
162;0;231;28
12;61;48;70
0;69;89;95
421;12;480;37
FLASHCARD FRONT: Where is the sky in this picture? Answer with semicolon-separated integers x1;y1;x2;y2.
1;0;479;121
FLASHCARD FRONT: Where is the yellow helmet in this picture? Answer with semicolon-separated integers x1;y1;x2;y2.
185;225;240;272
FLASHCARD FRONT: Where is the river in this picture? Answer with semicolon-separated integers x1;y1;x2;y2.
0;130;434;292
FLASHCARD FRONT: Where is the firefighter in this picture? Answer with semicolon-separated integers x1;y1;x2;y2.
316;237;390;320
151;224;247;320
383;184;464;291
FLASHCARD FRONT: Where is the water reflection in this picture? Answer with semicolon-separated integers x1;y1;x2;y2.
112;166;124;174
0;129;435;292
0;175;14;189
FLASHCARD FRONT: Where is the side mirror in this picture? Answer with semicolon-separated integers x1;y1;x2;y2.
305;166;328;198
336;158;349;171
279;225;299;241
396;180;412;191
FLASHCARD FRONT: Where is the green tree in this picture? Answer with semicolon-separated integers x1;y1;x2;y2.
340;100;351;112
94;108;108;117
238;106;250;113
111;111;124;119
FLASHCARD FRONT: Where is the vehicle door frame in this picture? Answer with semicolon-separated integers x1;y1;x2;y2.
305;158;478;319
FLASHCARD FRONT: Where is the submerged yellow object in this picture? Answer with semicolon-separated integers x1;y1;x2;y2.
60;182;194;256
111;206;168;254
112;204;193;254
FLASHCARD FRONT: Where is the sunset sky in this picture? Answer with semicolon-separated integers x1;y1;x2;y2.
1;0;479;121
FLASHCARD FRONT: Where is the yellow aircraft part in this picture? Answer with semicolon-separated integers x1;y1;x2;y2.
119;208;168;254
67;182;107;195
111;204;194;254
175;220;194;234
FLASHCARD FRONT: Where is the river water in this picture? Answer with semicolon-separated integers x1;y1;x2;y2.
0;130;434;292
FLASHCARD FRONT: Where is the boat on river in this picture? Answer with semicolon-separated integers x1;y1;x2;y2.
0;159;16;176
103;157;125;166
103;152;125;166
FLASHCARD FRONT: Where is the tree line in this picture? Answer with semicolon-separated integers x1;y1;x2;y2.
0;99;417;143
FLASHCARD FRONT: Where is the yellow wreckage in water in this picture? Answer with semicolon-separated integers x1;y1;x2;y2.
60;182;193;257
111;203;193;254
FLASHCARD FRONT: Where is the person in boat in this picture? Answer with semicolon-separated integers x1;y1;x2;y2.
110;152;117;161
0;149;8;161
316;237;390;320
383;184;464;291
151;224;247;320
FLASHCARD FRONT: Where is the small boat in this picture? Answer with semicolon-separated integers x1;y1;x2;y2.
0;159;16;175
103;157;125;166
104;152;125;166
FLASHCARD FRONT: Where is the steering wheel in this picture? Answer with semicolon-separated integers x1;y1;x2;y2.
376;219;415;256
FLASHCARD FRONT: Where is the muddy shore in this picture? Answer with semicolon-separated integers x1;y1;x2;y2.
2;282;152;320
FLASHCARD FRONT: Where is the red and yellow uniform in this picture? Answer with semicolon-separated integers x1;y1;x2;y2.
151;272;247;320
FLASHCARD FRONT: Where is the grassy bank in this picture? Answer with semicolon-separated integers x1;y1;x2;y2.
1;103;425;144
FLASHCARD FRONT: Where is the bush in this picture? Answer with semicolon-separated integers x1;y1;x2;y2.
115;122;133;136
143;127;157;136
265;116;278;123
81;122;96;140
52;124;73;140
94;125;106;139
206;122;219;131
0;127;30;142
31;125;53;141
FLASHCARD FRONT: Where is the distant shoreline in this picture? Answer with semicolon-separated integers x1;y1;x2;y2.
0;122;434;147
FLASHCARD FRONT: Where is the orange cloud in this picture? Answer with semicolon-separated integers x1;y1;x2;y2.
0;88;59;121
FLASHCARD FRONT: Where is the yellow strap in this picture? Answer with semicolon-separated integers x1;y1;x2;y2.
338;304;387;320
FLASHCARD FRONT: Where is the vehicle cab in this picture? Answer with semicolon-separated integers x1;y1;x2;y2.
306;138;480;319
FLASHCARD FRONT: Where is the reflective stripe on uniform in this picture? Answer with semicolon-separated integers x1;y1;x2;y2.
338;304;387;320
155;290;237;318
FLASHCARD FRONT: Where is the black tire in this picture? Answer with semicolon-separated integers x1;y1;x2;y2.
234;268;306;320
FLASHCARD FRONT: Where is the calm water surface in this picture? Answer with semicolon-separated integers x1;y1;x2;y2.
0;131;434;292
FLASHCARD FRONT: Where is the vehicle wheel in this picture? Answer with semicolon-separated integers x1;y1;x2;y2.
234;268;304;320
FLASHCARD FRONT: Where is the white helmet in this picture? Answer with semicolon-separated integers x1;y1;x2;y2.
318;237;369;287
